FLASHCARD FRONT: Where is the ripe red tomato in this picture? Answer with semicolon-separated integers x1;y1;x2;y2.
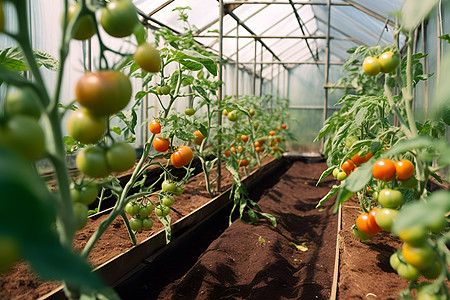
106;142;136;172
372;159;396;181
255;146;262;153
149;119;161;134
170;146;193;168
363;56;381;76
67;3;96;40
67;109;107;144
134;43;161;73
76;146;111;178
75;70;132;116
241;135;249;143
281;124;287;129
193;130;204;145
378;51;400;73
341;159;355;175
5;87;41;119
224;150;230;157
362;152;373;163
269;131;276;136
153;136;170;152
230;147;236;154
238;145;243;152
356;209;382;236
395;159;414;181
101;0;138;38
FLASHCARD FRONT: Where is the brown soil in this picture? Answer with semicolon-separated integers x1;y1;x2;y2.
154;159;339;300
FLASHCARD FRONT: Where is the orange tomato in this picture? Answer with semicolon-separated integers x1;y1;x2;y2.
149;119;161;134
269;131;276;136
255;146;262;153
238;146;243;152
239;159;249;167
372;159;396;181
224;150;230;157
153;136;169;152
363;152;373;163
281;124;287;129
351;152;365;166
341;160;355;175
241;135;249;143
395;160;414;181
230;147;236;154
170;146;193;168
193;130;204;145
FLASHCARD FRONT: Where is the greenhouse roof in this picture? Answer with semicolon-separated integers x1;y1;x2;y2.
133;0;405;78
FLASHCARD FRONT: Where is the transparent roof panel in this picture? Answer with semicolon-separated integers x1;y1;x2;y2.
134;0;406;78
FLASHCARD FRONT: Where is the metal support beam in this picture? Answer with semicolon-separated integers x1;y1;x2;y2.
199;34;329;39
225;6;289;70
342;0;396;28
217;0;224;193
148;0;175;16
321;0;331;153
289;0;318;63
224;1;351;5
227;61;345;65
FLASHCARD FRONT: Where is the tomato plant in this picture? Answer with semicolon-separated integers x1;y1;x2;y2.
100;0;138;38
75;70;132;116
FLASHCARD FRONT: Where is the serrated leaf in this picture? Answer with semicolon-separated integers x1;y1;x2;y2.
317;185;341;208
316;166;335;186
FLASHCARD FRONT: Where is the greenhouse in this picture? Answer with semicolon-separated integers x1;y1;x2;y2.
0;0;449;299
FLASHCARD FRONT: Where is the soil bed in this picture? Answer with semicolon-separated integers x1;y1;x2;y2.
117;159;339;300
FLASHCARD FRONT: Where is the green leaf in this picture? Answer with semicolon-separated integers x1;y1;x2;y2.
175;50;217;76
156;214;172;244
180;59;203;71
33;49;58;71
401;0;439;30
316;185;341;208
110;126;122;135
316;166;335;186
341;160;373;192
115;110;137;135
334;188;355;213
258;212;277;227
439;34;450;44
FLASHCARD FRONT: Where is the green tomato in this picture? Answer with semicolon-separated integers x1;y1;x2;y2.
398;226;428;246
372;191;379;201
70;181;98;205
378;189;403;209
1;115;45;161
227;110;238;122
420;260;442;280
160;85;171;95
155;206;170;217
139;204;153;217
125;202;140;215
0;236;20;274
129;217;143;231
67;3;96;40
389;251;401;271
375;208;398;232
76;146;111;178
142;217;154;229
101;0;138;38
73;202;89;230
67;109;107;144
184;107;195;116
173;186;184;196
396;262;420;281
161;180;177;193
345;136;358;148
352;227;371;241
5;87;41;119
134;42;161;73
161;195;175;207
332;168;339;178
378;51;400;73
363;56;381;76
336;171;347;181
105;142;136;172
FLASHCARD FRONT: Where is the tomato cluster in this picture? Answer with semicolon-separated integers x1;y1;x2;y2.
372;158;415;182
0;88;45;161
363;51;400;76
